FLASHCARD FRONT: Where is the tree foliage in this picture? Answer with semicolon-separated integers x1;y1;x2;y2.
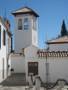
60;20;68;37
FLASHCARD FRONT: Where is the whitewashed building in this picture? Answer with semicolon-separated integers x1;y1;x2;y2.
0;17;12;83
0;6;68;84
10;7;39;75
37;36;68;82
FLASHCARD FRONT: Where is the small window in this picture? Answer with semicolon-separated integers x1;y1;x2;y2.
24;18;28;23
24;24;29;30
18;19;22;30
3;30;6;45
0;25;1;48
23;18;29;30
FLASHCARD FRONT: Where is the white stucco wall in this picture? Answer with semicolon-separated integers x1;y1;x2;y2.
0;22;8;82
48;44;68;51
14;15;32;53
6;35;11;54
0;21;11;83
25;56;68;83
25;45;38;58
10;54;25;73
25;58;46;82
25;46;68;82
32;30;38;47
48;57;68;82
14;14;38;53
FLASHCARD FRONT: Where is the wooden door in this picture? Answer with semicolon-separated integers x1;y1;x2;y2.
28;62;38;76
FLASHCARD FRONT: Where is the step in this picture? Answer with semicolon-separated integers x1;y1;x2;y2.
0;73;27;86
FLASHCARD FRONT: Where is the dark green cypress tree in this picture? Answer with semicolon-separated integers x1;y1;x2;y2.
60;20;68;37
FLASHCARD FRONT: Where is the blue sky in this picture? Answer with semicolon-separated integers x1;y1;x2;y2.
0;0;68;48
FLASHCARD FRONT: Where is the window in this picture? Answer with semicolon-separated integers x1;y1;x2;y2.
0;25;1;48
23;18;29;30
18;19;22;30
3;30;6;45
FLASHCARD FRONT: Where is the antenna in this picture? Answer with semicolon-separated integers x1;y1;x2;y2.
45;31;48;48
24;0;32;7
16;0;28;6
24;0;28;6
0;8;3;17
3;8;7;20
0;8;2;16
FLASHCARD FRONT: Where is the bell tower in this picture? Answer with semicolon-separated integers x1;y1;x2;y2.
12;7;39;52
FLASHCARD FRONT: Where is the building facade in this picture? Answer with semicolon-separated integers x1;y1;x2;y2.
11;7;68;83
0;7;68;84
0;17;11;83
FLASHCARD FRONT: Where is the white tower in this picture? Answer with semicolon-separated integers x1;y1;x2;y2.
12;7;39;52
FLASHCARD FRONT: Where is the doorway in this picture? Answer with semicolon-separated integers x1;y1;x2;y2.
28;62;38;76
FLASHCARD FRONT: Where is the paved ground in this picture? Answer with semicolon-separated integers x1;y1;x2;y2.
0;86;44;90
1;73;27;86
0;73;44;90
0;73;68;90
0;85;68;90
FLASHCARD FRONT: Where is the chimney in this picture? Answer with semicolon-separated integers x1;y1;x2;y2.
5;19;10;30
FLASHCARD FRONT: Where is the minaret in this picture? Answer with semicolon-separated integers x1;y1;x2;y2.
12;7;39;53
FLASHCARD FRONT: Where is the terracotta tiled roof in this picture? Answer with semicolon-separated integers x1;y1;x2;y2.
47;36;68;44
37;50;68;57
0;16;5;25
12;6;39;17
7;30;12;37
11;52;25;57
0;16;12;37
11;48;25;56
